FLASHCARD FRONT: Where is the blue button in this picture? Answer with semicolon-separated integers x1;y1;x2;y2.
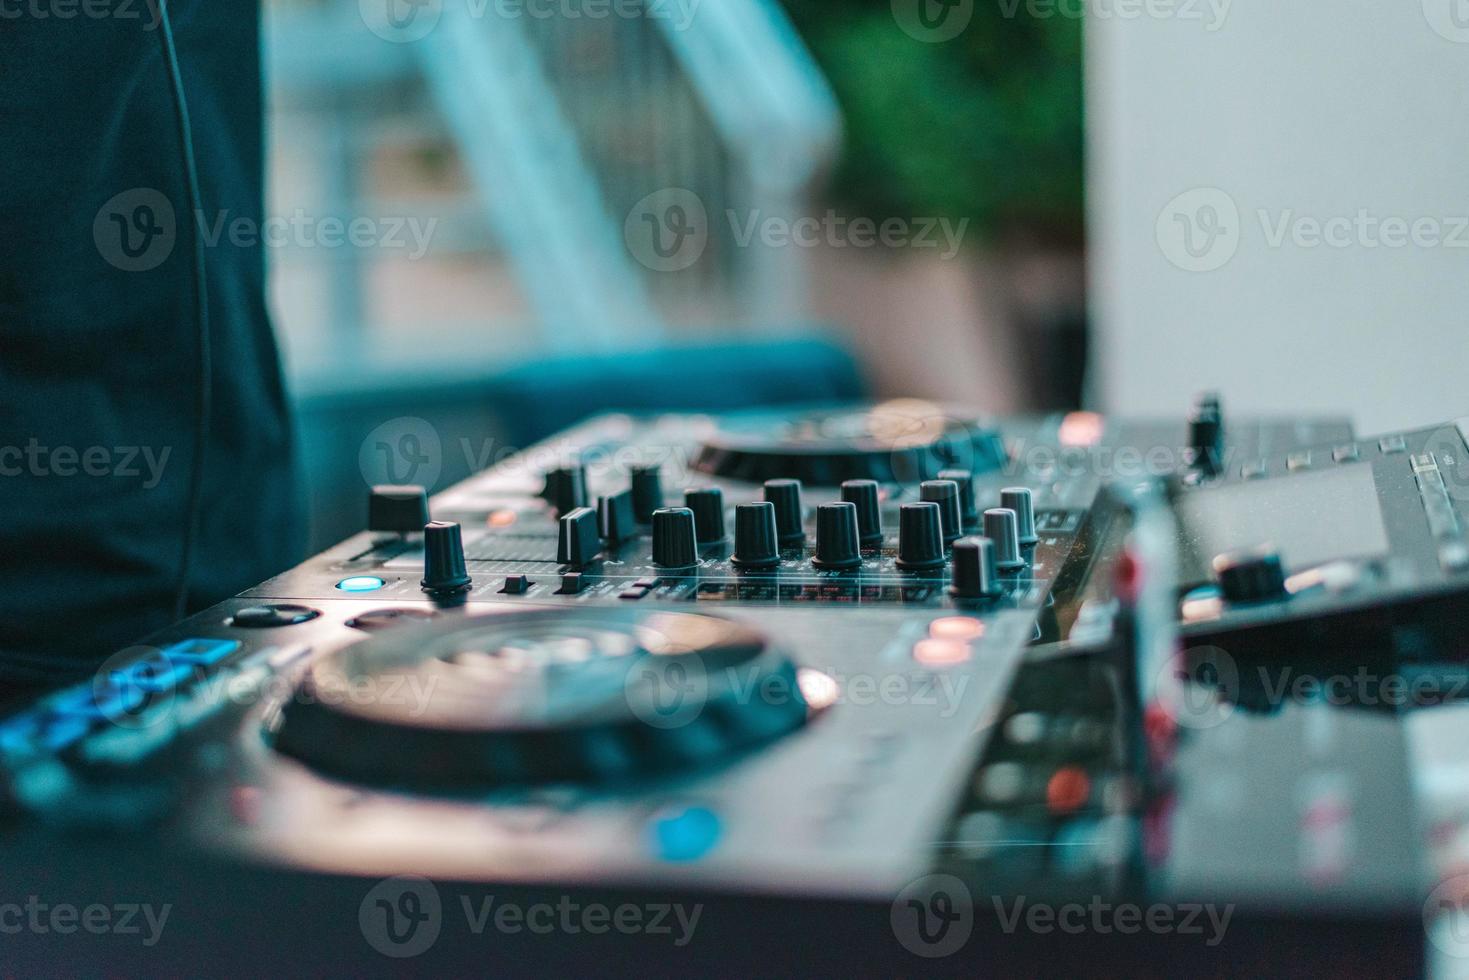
122;658;197;692
337;576;386;593
650;805;723;863
164;638;241;666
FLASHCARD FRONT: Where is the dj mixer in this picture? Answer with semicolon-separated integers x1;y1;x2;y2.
3;399;1468;974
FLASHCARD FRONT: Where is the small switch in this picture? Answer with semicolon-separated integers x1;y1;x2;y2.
500;575;534;595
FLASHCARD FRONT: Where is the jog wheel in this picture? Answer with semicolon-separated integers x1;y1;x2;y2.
271;609;810;788
694;402;1007;485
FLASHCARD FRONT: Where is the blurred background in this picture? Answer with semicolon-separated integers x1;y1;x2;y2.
267;0;1468;549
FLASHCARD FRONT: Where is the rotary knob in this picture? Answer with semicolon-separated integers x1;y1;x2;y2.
422;521;472;594
840;479;884;546
812;502;863;570
651;508;699;568
368;485;430;534
1000;487;1039;546
684;488;727;544
630;465;663;522
1213;545;1287;603
896;502;946;571
920;480;964;544
543;465;588;517
1188;393;1225;475
763;479;806;546
950;536;1002;599
983;508;1026;571
938;469;979;529
732;502;781;569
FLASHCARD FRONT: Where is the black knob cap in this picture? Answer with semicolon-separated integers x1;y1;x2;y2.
598;490;638;544
732;502;781;569
840;479;884;546
630;465;663;523
543;465;588;517
651;508;698;568
763;479;805;546
1189;394;1225;475
983;508;1026;571
557;506;600;568
896;502;946;571
812;502;863;570
369;485;431;534
920;480;963;544
1000;487;1039;546
684;488;727;543
1213;545;1287;603
950;536;1002;599
422;521;472;594
937;469;979;529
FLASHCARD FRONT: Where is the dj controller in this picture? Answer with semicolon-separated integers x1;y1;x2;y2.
4;398;1469;974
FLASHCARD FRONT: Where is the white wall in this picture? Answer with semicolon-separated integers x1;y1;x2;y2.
1088;0;1469;434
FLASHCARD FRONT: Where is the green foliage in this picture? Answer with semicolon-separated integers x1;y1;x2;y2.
782;1;1084;243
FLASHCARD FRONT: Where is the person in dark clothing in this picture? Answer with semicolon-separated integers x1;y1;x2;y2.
0;1;301;689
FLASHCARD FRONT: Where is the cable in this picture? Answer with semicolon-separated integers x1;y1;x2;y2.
153;0;213;622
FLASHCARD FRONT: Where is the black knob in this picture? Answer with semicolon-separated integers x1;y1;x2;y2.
937;469;979;529
630;465;663;522
732;502;781;569
812;502;863;570
1000;487;1039;546
896;502;946;571
983;508;1026;571
368;485;430;534
763;479;805;546
841;479;884;546
950;536;1002;599
598;490;637;544
920;480;963;544
684;488;727;543
1188;394;1225;475
1213;545;1287;603
422;521;472;594
543;465;587;517
557;506;600;568
651;508;698;568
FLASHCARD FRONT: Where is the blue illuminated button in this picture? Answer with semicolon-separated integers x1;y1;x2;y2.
649;805;723;863
337;576;386;593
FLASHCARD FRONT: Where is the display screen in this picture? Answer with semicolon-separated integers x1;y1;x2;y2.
1176;463;1390;585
